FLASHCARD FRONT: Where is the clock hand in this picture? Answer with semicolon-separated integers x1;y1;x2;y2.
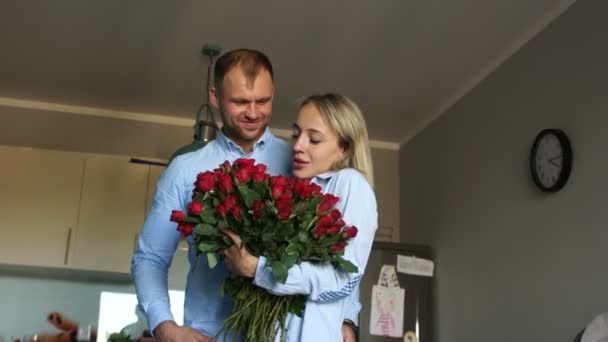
548;155;562;162
549;159;560;167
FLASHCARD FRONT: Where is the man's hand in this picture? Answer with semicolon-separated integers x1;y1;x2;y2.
342;322;357;342
154;321;215;342
222;229;259;278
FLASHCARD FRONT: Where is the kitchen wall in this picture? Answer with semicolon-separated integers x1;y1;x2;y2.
399;1;608;341
0;108;401;241
0;250;189;339
0;110;399;339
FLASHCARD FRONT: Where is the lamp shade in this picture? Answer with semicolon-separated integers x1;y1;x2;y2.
169;119;219;163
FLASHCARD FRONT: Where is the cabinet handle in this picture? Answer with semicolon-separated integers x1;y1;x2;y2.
64;227;72;265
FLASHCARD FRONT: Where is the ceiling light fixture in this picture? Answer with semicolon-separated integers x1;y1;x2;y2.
169;44;221;163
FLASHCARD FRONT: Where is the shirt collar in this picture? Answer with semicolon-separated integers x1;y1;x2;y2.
312;170;337;184
216;127;271;154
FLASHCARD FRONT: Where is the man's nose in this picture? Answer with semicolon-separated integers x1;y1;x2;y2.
245;103;261;119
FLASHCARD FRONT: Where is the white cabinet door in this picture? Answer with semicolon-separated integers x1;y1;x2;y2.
70;156;148;273
0;147;84;268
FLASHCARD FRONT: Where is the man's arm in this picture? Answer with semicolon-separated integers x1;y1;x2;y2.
132;162;212;342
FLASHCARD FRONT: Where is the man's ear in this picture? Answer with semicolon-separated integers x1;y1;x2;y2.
209;86;220;110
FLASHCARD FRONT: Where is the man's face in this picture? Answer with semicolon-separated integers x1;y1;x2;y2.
210;66;274;152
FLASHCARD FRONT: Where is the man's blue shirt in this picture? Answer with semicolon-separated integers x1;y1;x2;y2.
131;128;291;337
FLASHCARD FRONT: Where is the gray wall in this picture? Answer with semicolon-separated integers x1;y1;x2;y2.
372;148;400;242
399;1;608;341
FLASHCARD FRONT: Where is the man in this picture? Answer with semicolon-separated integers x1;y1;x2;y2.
132;48;359;342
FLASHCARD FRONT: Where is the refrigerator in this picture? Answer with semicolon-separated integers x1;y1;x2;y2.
358;242;433;342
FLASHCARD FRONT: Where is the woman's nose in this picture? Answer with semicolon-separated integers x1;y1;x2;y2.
292;136;305;152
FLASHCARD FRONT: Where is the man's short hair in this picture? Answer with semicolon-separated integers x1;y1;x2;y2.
214;48;274;93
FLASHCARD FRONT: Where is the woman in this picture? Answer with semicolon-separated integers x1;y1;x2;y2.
223;93;378;341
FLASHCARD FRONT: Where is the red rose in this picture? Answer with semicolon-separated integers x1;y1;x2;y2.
253;171;268;183
234;158;255;169
217;174;234;194
327;225;341;235
278;206;292;220
216;204;227;217
294;179;315;199
235;167;253;183
187;201;203;216
270;175;289;188
220;160;232;173
317;215;333;228
329;209;342;221
309;183;322;196
317;193;340;214
342;226;358;239
230;206;242;221
176;222;194;238
333;219;345;229
170;210;186;223
254;164;267;174
271;184;284;199
223;195;238;210
313;225;326;238
329;241;346;253
195;171;216;192
253;200;265;220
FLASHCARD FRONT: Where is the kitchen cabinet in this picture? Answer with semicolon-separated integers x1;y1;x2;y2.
69;156;149;274
0;147;84;268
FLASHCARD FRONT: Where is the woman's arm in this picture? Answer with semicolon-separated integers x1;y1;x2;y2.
224;169;377;302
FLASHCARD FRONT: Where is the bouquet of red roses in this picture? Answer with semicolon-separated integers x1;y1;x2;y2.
170;158;359;342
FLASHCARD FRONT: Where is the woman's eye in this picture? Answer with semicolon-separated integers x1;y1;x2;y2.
310;140;321;144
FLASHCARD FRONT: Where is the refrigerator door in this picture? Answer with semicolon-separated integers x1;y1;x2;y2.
359;242;433;342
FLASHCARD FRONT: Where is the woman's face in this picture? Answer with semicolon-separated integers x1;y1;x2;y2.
291;103;344;179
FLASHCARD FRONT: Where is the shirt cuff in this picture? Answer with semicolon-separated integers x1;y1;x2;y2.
253;255;272;288
146;302;176;334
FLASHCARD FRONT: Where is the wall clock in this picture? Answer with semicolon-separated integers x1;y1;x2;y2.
530;128;572;192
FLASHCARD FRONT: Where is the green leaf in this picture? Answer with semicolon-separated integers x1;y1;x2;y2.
252;181;268;197
183;216;201;224
207;252;218;269
198;241;219;253
271;260;289;284
282;254;298;269
274;221;294;240
200;210;217;224
262;231;274;242
237;184;260;209
288;295;307;317
336;257;358;273
285;243;300;255
194;223;217;236
217;220;229;230
297;230;309;243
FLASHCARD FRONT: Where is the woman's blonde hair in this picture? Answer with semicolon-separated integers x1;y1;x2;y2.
299;93;374;187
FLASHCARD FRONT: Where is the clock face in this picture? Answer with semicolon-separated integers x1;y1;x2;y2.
530;129;572;192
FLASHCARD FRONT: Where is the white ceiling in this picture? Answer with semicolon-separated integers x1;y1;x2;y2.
0;0;575;147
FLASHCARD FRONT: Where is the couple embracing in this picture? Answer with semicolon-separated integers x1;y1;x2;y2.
132;48;377;342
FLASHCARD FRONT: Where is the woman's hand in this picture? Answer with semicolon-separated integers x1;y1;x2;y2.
222;229;259;278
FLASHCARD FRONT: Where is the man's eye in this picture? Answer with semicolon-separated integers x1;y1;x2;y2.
310;140;321;144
